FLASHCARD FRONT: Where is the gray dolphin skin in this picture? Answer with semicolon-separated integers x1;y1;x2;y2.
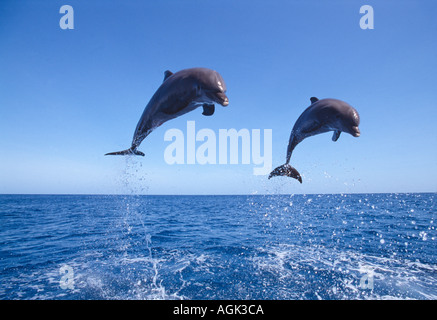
269;97;360;183
105;67;229;156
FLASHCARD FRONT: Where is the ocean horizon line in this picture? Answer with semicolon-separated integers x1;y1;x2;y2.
1;191;436;197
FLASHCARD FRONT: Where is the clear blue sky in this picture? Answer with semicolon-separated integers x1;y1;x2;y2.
1;0;436;195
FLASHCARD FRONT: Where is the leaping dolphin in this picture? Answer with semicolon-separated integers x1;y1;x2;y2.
269;97;361;183
105;67;229;156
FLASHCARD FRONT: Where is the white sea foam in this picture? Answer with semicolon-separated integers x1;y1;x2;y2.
251;243;437;300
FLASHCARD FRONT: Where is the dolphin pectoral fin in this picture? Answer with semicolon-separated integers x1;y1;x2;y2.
202;103;215;116
310;97;319;104
105;147;145;156
332;130;341;142
163;70;173;82
268;164;302;183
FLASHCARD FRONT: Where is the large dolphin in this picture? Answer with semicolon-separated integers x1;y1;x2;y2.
269;97;360;183
105;67;229;156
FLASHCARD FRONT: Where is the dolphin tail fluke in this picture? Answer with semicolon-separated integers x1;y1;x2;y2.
105;147;145;156
268;164;302;183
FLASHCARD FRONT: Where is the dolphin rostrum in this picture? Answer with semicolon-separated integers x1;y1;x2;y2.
269;97;361;183
105;67;229;156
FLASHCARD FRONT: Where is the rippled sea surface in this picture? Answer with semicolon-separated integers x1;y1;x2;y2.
0;193;436;300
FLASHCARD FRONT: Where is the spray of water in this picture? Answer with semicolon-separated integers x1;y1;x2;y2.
115;157;170;299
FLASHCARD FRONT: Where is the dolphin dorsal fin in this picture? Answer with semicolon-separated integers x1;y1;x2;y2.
163;70;173;82
310;97;319;104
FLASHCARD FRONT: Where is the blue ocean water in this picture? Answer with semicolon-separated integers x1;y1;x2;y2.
0;193;436;300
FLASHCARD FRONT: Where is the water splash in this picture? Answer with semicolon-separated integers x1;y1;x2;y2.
108;157;170;298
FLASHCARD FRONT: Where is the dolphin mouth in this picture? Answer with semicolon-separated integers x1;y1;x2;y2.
352;126;360;137
208;92;229;106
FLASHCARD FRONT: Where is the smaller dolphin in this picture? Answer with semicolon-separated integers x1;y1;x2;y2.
106;67;229;156
269;97;360;183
